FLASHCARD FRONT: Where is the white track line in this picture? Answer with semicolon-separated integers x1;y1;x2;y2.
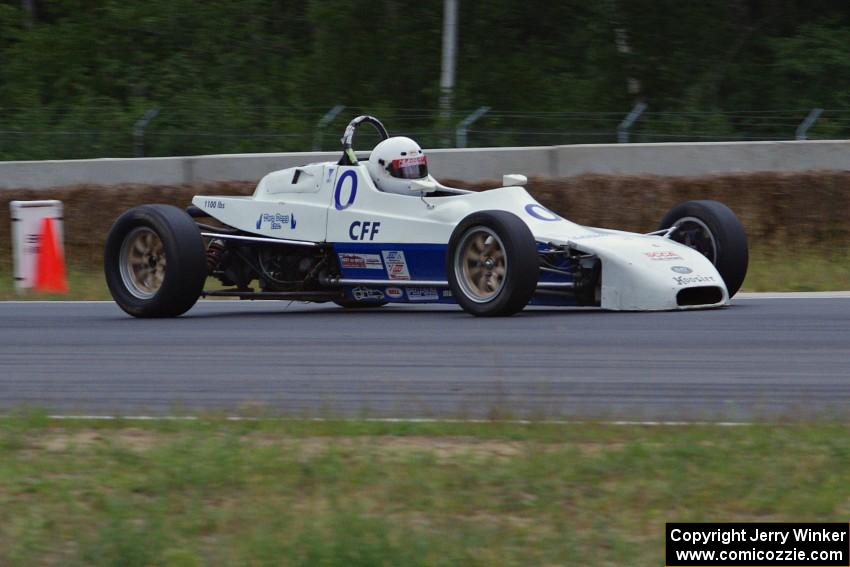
736;291;850;299
34;414;753;426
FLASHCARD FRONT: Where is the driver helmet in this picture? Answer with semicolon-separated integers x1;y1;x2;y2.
366;136;430;195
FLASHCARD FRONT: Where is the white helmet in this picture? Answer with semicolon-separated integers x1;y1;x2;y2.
366;136;430;195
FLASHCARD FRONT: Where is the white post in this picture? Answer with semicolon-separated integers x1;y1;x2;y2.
133;108;160;157
795;108;823;141
617;102;647;143
456;106;490;148
439;0;458;120
312;105;346;151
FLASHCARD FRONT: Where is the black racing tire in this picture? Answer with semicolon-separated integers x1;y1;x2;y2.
104;205;207;317
447;210;539;316
658;200;749;297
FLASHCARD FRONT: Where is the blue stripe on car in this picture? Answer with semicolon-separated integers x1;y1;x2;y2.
332;242;577;306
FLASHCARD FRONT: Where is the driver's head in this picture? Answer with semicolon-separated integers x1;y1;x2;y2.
366;136;429;195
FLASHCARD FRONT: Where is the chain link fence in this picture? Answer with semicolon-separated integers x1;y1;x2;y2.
2;105;849;161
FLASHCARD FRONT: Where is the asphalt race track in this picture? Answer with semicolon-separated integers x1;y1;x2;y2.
1;296;849;421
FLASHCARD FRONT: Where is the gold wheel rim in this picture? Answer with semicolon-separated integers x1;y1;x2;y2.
455;227;507;303
119;227;166;299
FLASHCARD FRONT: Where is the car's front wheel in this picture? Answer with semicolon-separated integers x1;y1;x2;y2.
104;205;207;317
447;211;539;316
658;200;749;297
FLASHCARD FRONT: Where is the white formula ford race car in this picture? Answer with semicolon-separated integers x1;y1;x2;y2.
104;115;748;318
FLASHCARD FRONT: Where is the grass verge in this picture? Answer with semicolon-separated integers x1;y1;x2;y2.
2;413;850;566
0;246;848;300
742;247;850;292
0;264;110;300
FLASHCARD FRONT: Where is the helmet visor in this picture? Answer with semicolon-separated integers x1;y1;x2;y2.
387;155;428;179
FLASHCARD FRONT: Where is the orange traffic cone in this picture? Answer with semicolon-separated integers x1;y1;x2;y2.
34;216;68;293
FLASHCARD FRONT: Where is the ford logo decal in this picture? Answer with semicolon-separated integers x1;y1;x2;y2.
671;266;693;274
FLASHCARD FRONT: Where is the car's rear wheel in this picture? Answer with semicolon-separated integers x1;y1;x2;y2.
658;200;749;297
104;205;207;317
448;211;539;316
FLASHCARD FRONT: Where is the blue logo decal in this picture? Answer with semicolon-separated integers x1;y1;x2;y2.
525;203;561;222
256;212;295;230
406;287;439;301
334;170;358;210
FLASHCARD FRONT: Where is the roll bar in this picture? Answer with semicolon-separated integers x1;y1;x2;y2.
339;115;389;165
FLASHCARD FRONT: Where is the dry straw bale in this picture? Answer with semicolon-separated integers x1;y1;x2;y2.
450;171;850;250
0;182;254;271
1;172;848;272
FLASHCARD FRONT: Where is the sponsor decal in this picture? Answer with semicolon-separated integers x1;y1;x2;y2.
385;287;404;299
406;287;439;301
442;290;453;298
382;250;411;280
256;212;296;230
673;275;716;286
338;253;383;270
326;167;335;182
334;170;358;210
671;266;693;274
645;251;683;261
395;156;427;168
570;233;604;240
349;220;381;241
524;203;562;222
351;286;385;301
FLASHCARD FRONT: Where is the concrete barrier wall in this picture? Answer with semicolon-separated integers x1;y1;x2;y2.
549;140;850;177
1;140;848;189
